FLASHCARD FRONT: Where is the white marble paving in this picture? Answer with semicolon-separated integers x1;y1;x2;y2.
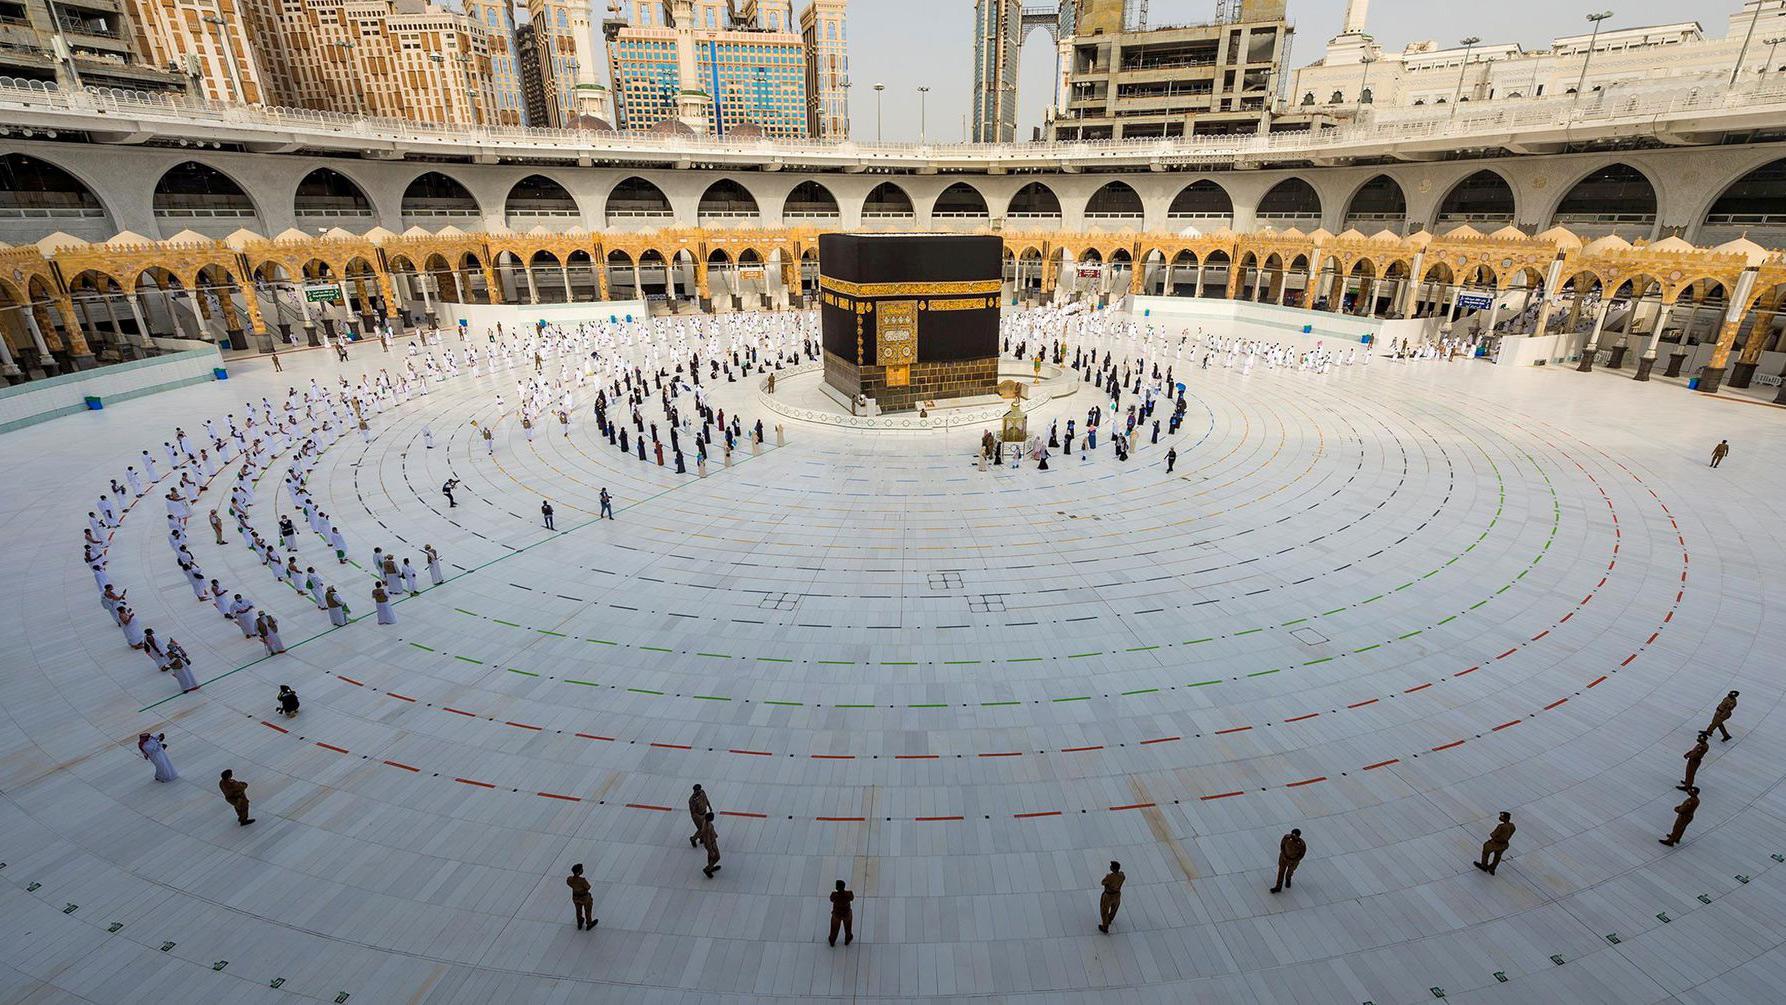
2;315;1785;1004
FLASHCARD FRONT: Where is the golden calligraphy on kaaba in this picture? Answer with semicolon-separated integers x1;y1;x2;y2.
877;300;917;385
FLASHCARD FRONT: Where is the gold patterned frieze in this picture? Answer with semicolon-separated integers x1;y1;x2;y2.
819;276;1003;297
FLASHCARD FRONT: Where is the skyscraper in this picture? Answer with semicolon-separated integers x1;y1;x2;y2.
800;0;848;138
465;0;527;124
604;0;815;138
971;0;1074;142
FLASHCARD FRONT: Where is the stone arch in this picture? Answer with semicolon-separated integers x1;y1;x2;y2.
605;249;637;299
1698;157;1786;247
1256;177;1322;225
605;176;673;222
0;152;115;235
152;160;262;228
505;174;581;227
1434;168;1516;229
1006;181;1062;220
293;167;375;222
1547;163;1658;238
1342;174;1407;232
1085;180;1144;219
863;181;915;219
1167;180;1233;224
783;180;840;220
932;181;989;218
697;178;761;222
401;171;481;224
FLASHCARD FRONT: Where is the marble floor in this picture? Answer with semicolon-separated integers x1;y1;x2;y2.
3;323;1785;1005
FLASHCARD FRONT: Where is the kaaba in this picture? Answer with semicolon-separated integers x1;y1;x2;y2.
819;234;1003;413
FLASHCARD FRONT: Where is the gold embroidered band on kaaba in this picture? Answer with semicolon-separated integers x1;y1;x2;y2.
818;276;1003;297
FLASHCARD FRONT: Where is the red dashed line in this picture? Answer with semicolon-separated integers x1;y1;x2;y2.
719;810;767;819
314;742;349;754
1581;595;1594;606
816;816;865;822
1558;613;1573;623
1647;632;1660;644
537;791;580;802
1621;654;1638;666
1140;736;1181;745
1014;810;1062;819
1530;630;1549;641
1363;759;1400;770
1348;698;1379;708
1286;776;1327;787
1544;698;1569;710
386;691;415;702
649;742;691;750
336;675;364;687
728;748;773;757
916;815;965;821
1432;740;1466;751
575;732;614;742
625;803;671;812
1453;667;1478;677
454;778;495;788
1405;683;1432;694
811;754;854;759
1588;675;1608;687
1109;802;1156;811
506;721;542;731
382;759;419;772
259;720;289;733
443;707;476;717
1200;791;1245;801
1492;719;1521;731
894;754;938;760
1214;726;1251;735
1664;611;1673;623
1284;713;1320;723
978;751;1022;758
1060;745;1104;752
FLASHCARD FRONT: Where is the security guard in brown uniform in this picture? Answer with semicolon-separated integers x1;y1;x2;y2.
1679;732;1710;791
1097;862;1125;933
218;769;253;826
1270;828;1306;893
566;863;597;930
688;784;711;848
827;880;854;947
1474;812;1514;874
1660;787;1700;846
1707;691;1739;742
698;812;721;877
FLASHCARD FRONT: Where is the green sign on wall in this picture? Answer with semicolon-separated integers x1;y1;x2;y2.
305;287;341;303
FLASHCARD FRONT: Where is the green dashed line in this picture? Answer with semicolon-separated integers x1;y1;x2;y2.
506;668;539;677
627;688;663;696
817;660;855;666
1281;618;1308;627
1321;608;1347;616
980;700;1021;706
1121;688;1160;695
763;699;803;706
492;619;521;628
1187;679;1221;687
1053;696;1091;702
640;646;673;653
880;661;918;666
1125;645;1160;652
696;652;732;659
944;660;981;665
757;657;794;663
1007;657;1044;663
835;703;874;709
408;642;434;652
1495;585;1512;594
453;608;477;617
1234;628;1264;637
909;703;947;708
537;629;566;638
453;655;484;665
1394;582;1415;592
1436;615;1457;625
1398;630;1422;640
693;695;730;701
1247;668;1280;678
589;639;618;646
1470;600;1489;610
1185;637;1214;645
1069;652;1102;659
1360;594;1384;604
1303;656;1334;665
1354;643;1381;653
565;679;599;687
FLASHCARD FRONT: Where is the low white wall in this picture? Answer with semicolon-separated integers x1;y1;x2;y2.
434;300;650;332
1128;297;1394;346
0;339;223;433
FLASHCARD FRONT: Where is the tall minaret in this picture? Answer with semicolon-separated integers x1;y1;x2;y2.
1340;0;1370;36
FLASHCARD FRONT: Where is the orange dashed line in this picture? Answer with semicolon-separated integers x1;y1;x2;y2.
315;742;349;754
1140;736;1181;745
506;721;542;731
1622;654;1638;666
719;810;768;819
1214;726;1251;735
1284;713;1319;723
1109;802;1156;811
386;691;415;702
1014;810;1062;819
915;815;965;821
1544;698;1568;710
1348;698;1379;708
1404;683;1432;693
625;803;671;811
336;675;364;687
728;748;773;757
977;751;1022;757
1431;740;1466;751
259;720;288;733
1286;776;1327;787
1200;790;1244;801
1363;758;1400;770
575;732;614;741
382;759;418;772
649;742;691;750
1496;648;1518;660
443;707;476;717
1647;632;1659;645
455;778;495;788
1060;745;1104;752
537;791;580;801
1492;719;1521;731
1588;674;1608;687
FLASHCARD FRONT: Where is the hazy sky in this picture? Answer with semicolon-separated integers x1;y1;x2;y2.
836;0;1714;141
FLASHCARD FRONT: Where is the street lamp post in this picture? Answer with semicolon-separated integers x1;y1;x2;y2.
1575;11;1613;102
201;12;244;103
918;85;930;143
1763;37;1786;89
873;82;885;141
1732;0;1767;87
1357;52;1377;106
1449;36;1479;117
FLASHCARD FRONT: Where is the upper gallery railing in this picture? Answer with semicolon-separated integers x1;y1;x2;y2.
3;73;1786;169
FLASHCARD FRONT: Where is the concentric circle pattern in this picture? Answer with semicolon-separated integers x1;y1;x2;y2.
2;324;1784;1005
